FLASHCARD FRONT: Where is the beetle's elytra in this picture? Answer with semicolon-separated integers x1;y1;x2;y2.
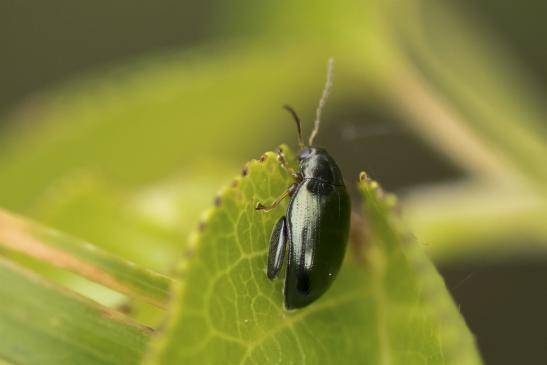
256;59;351;309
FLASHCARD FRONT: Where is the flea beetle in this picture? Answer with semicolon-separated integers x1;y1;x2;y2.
256;59;351;309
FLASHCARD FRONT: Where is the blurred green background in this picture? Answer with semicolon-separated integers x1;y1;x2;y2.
1;0;546;363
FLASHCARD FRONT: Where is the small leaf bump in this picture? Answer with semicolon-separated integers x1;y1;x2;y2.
241;164;249;177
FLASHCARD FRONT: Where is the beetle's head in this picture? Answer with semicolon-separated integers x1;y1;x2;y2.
298;147;344;185
297;146;320;162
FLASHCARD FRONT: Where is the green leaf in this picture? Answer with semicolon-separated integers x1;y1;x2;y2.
145;147;481;364
0;258;150;365
0;208;172;308
357;173;481;364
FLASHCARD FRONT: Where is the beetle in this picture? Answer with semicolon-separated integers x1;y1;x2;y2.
256;59;351;309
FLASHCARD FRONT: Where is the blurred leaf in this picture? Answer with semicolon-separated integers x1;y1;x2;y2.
0;258;150;365
0;208;172;308
145;147;481;364
363;0;547;262
402;182;547;263
26;171;182;273
0;46;337;212
18;166;237;275
383;0;547;185
27;171;188;272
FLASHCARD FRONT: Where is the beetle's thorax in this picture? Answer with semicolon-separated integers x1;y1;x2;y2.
298;147;344;186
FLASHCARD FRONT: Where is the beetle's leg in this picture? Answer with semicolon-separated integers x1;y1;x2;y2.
255;183;297;212
276;147;302;181
267;217;288;279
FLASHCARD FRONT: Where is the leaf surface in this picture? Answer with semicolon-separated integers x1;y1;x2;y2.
0;208;172;308
0;259;150;365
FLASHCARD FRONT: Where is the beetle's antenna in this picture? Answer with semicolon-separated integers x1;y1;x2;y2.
308;57;334;146
283;105;304;149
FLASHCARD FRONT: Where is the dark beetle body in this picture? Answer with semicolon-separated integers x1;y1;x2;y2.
267;147;351;309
